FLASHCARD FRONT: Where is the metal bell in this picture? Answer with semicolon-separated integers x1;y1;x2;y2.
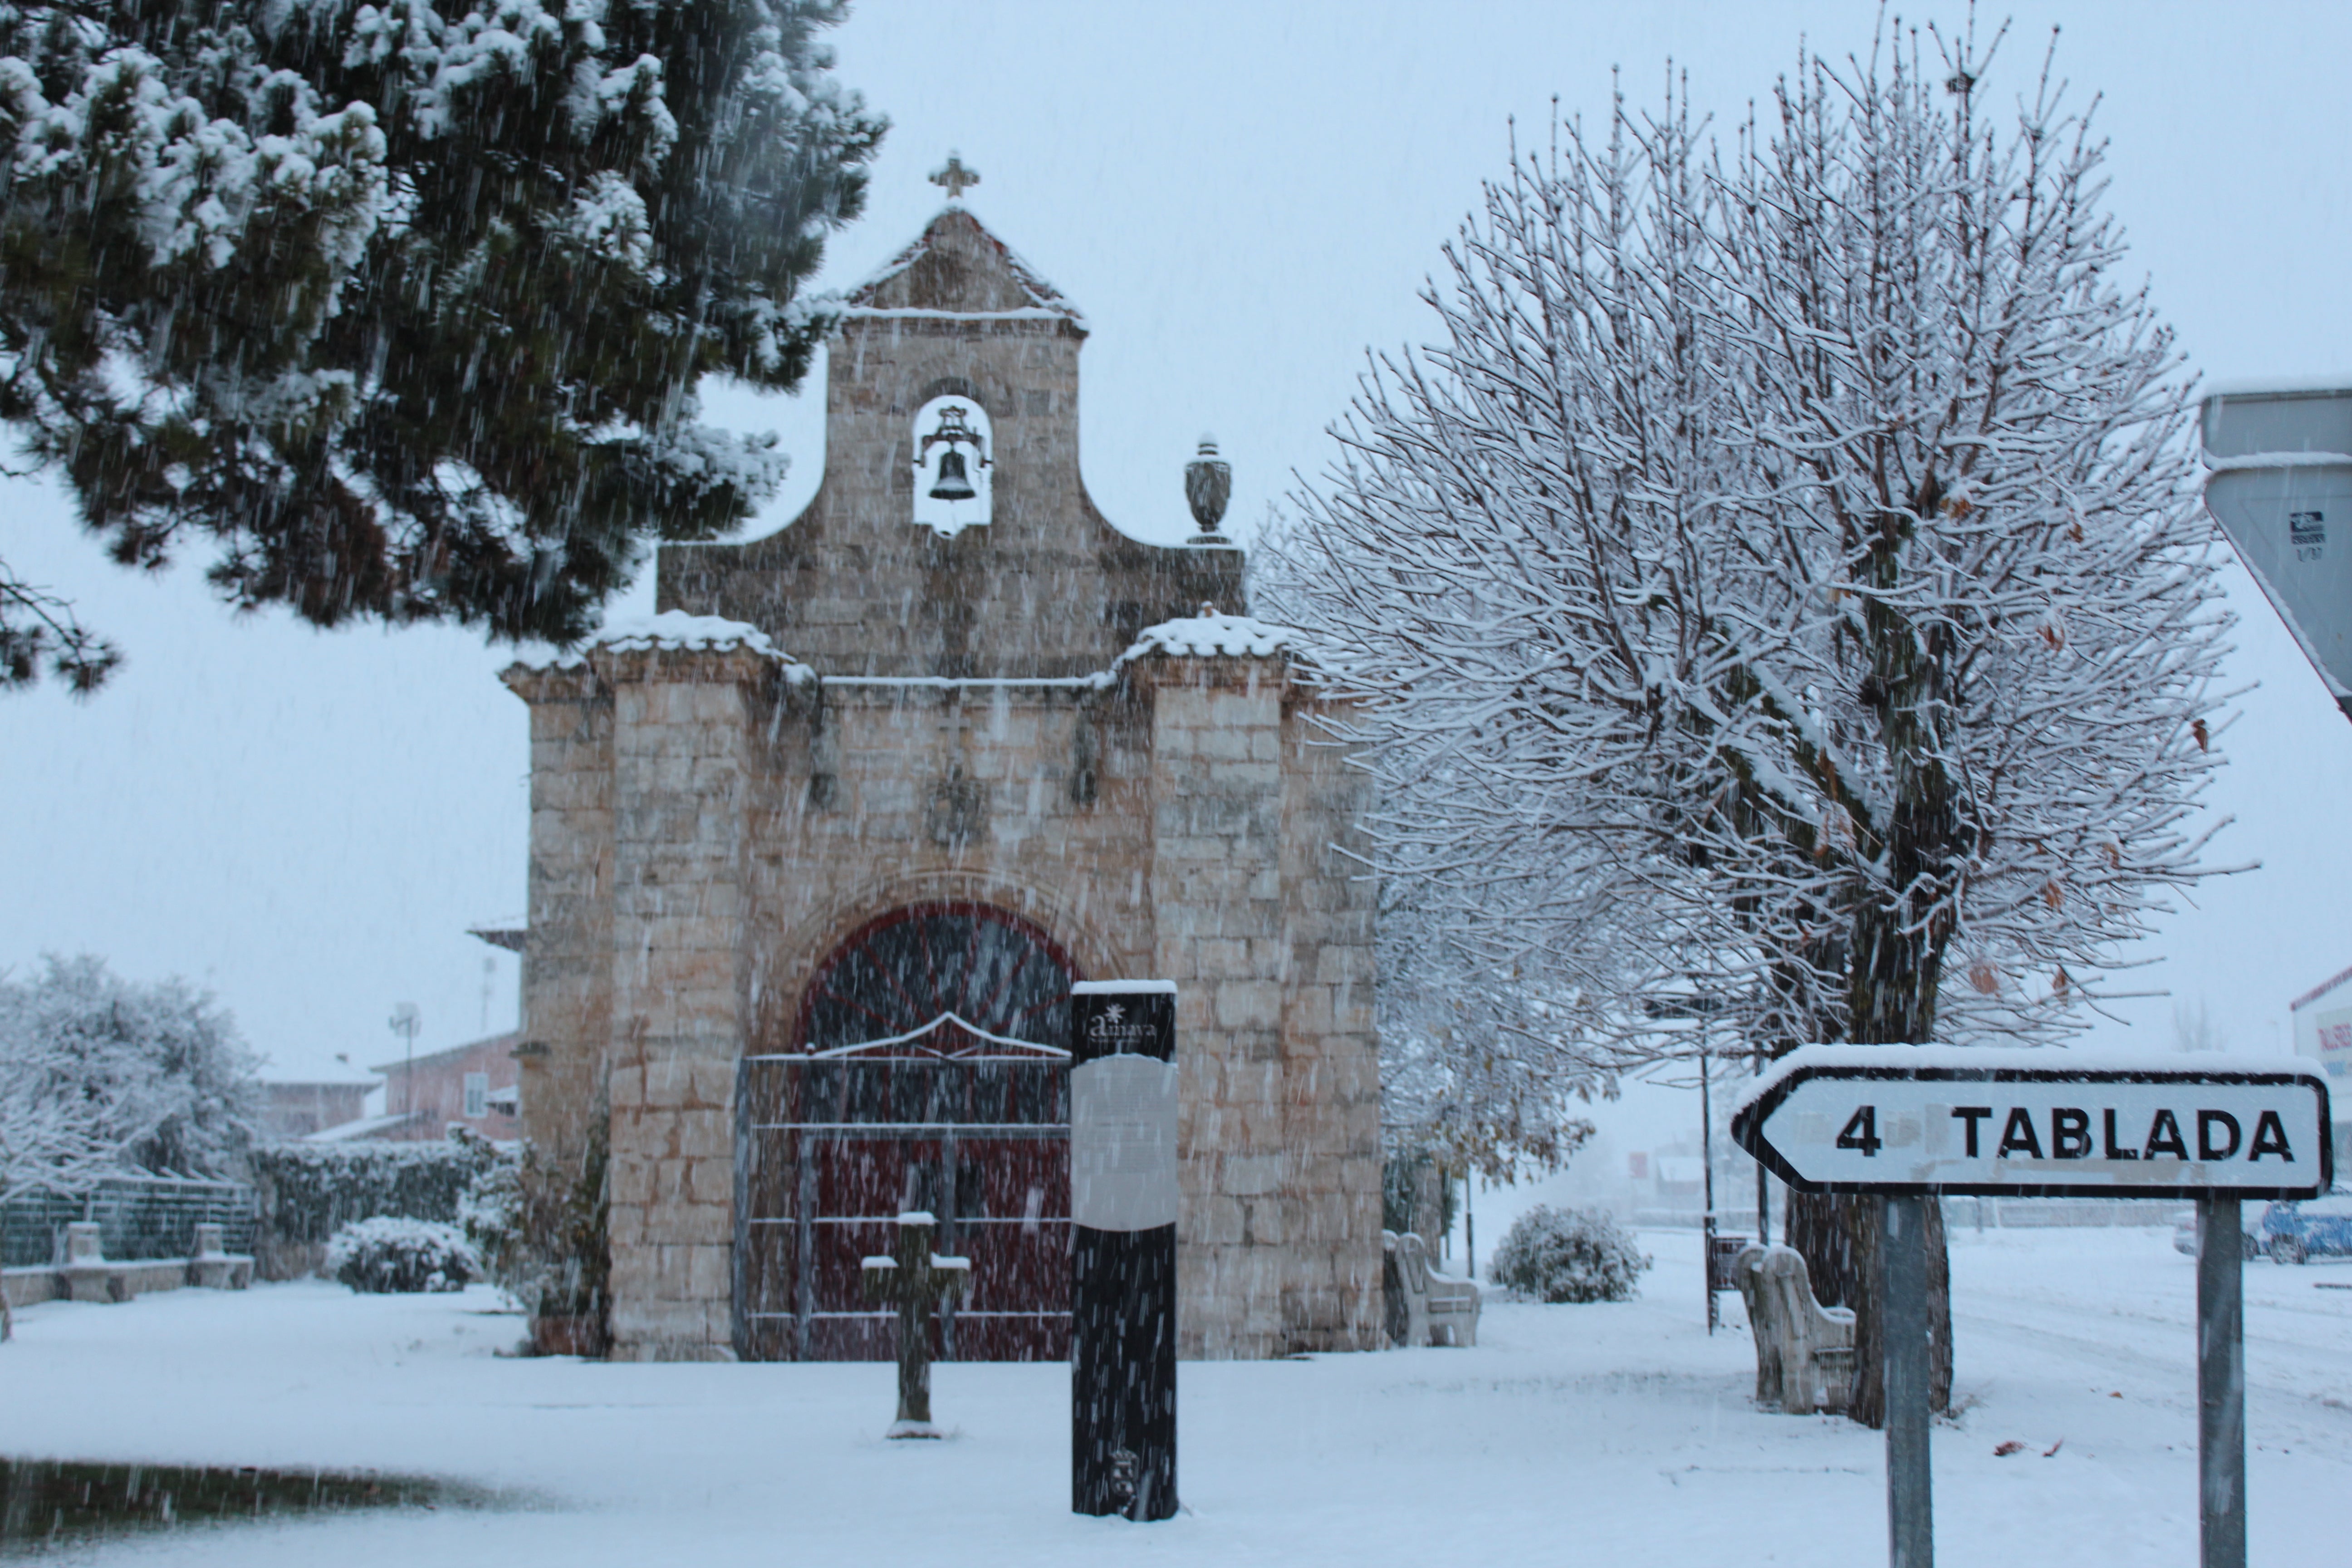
929;449;976;501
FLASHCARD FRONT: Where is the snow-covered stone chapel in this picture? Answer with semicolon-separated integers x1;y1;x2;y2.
502;202;1382;1362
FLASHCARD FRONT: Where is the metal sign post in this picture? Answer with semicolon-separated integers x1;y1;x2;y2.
1068;980;1180;1521
2197;1197;2246;1568
1883;1192;1932;1568
1732;1047;2331;1568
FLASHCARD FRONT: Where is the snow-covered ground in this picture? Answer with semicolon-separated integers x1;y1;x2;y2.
3;1227;2347;1565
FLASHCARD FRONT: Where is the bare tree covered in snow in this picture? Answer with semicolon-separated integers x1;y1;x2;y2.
1375;882;1600;1184
1278;24;2230;1425
0;1016;118;1340
1263;84;1749;1165
0;954;260;1179
0;954;260;1338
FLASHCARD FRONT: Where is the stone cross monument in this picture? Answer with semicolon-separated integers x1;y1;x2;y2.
861;1212;971;1438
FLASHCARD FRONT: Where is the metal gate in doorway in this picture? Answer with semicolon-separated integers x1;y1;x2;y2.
734;1017;1072;1361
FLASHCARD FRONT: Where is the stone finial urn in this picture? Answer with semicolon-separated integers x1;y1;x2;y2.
1185;437;1231;545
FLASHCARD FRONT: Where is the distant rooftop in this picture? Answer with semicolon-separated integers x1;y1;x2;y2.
260;1063;384;1088
2291;963;2352;1012
371;1029;523;1077
304;1109;423;1142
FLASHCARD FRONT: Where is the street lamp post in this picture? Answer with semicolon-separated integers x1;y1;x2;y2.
387;1003;420;1118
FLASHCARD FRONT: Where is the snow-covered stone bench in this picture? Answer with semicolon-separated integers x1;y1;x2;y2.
1383;1230;1481;1348
1732;1243;1855;1414
2;1222;253;1308
189;1224;255;1291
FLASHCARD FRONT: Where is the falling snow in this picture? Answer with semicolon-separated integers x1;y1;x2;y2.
2;1229;2347;1564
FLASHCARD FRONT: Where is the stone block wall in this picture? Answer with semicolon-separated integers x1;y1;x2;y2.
502;665;613;1165
507;637;1382;1361
599;646;765;1360
1275;689;1383;1350
1138;657;1382;1357
656;210;1242;683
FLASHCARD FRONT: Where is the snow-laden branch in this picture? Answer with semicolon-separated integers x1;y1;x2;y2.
1267;36;2232;1148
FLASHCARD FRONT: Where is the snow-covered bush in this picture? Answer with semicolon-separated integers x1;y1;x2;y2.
326;1218;477;1294
458;1156;523;1273
1490;1206;1650;1303
460;1118;609;1348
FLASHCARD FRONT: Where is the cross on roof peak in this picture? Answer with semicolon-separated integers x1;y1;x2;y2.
930;153;980;201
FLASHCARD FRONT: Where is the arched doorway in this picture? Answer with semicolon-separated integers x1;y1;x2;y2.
735;904;1077;1362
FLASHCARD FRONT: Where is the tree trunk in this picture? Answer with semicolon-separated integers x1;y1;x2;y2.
1816;553;1963;1426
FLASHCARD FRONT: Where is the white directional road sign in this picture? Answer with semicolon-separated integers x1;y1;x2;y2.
1732;1047;2332;1200
2202;386;2352;719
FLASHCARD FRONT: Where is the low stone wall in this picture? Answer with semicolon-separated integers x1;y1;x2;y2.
3;1257;250;1307
3;1224;256;1307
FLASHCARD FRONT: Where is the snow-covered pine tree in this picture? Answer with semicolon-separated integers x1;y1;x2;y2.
0;0;882;690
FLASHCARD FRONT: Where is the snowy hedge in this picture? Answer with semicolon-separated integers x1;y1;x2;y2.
249;1132;508;1245
326;1218;477;1294
1490;1205;1651;1303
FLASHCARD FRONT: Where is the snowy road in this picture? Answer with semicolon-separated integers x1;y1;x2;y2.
1950;1229;2352;1441
1;1226;2345;1566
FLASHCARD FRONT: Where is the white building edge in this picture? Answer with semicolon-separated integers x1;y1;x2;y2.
2289;962;2352;1173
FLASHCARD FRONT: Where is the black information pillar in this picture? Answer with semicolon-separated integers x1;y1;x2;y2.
1069;980;1179;1521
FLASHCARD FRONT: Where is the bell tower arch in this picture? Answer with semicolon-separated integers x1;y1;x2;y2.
654;204;1243;679
911;395;993;536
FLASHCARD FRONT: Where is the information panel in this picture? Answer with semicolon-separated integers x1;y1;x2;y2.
1068;980;1178;1522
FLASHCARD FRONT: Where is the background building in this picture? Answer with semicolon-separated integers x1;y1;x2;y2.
258;1065;381;1140
367;1031;523;1143
2290;963;2352;1174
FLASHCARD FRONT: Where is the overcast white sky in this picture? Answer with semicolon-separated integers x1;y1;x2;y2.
5;2;2350;1134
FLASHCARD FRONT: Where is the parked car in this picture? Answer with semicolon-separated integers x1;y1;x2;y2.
2171;1207;2261;1260
2258;1191;2352;1265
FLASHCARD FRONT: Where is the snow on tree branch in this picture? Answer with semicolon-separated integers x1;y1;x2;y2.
1272;29;2231;1129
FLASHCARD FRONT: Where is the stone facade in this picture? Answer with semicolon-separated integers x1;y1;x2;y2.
504;206;1380;1362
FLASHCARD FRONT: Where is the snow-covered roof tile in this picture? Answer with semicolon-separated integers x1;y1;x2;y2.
1116;611;1313;666
509;610;814;680
303;1110;424;1143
